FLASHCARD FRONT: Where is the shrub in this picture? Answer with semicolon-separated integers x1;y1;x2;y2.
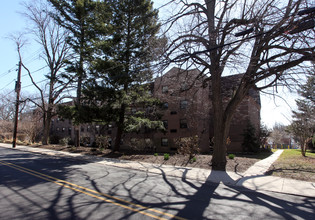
49;135;60;144
192;157;197;162
60;137;71;146
164;153;170;160
68;139;75;146
154;153;158;156
175;135;200;160
228;154;235;159
128;138;155;152
95;135;110;149
80;136;91;146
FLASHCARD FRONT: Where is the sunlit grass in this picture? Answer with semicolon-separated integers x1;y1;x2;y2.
268;149;315;182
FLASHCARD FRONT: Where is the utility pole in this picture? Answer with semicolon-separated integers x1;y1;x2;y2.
12;61;22;148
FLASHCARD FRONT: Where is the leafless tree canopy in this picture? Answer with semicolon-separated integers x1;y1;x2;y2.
21;0;72;144
163;0;314;84
160;0;314;170
0;92;16;121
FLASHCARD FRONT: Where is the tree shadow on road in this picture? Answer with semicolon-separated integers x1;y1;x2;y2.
0;147;111;220
1;146;314;220
117;167;314;219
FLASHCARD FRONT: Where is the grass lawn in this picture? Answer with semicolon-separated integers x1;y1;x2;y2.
267;149;315;182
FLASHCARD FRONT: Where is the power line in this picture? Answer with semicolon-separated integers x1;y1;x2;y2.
0;66;48;93
0;48;42;79
21;65;47;78
22;79;48;89
0;66;18;78
21;49;42;64
0;79;16;91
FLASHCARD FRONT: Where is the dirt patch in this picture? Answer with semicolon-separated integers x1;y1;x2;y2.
31;145;262;173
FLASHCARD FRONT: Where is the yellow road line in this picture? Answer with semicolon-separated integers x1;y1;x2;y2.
0;160;186;220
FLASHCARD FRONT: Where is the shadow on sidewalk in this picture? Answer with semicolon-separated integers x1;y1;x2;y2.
158;170;315;219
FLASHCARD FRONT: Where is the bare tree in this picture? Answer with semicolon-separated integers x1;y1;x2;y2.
0;92;16;121
19;108;42;144
21;0;72;145
0;91;15;139
269;123;291;146
162;0;315;170
0;89;37;141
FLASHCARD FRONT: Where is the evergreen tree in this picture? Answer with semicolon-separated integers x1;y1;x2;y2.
83;0;162;151
242;123;260;153
290;75;315;156
48;0;110;146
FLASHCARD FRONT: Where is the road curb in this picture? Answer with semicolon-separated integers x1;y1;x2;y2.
1;143;314;197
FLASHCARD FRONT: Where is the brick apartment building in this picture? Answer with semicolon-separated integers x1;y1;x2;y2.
51;67;260;153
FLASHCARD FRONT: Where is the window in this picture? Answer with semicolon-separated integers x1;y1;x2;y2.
81;127;85;132
180;100;188;109
161;138;168;146
108;138;112;148
170;111;177;115
162;120;168;129
87;126;91;132
180;119;188;128
170;129;177;133
68;127;72;135
162;86;168;94
162;102;168;109
62;127;65;132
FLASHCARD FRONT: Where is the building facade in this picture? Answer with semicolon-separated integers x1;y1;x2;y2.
51;67;261;153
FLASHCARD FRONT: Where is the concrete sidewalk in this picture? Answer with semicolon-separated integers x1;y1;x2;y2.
1;143;314;197
236;150;315;197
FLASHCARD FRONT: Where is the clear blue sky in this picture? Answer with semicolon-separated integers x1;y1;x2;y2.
0;0;25;92
0;0;298;129
0;0;45;98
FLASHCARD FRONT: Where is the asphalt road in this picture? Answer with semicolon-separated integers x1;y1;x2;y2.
0;147;314;220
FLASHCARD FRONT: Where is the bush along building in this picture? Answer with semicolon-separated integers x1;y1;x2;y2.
51;67;261;153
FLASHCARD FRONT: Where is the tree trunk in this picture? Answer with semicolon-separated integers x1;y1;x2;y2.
113;125;123;152
211;127;228;170
42;113;51;145
113;103;126;152
301;139;306;157
42;103;54;145
74;126;80;147
210;66;228;170
205;0;228;171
